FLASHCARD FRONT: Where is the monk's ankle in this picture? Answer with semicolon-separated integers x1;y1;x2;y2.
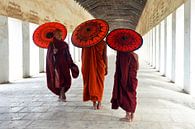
97;102;102;110
93;101;97;110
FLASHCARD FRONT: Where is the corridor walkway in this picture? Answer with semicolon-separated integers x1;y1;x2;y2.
1;55;195;129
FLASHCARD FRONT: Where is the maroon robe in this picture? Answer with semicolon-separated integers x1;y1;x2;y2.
46;38;73;95
111;52;138;113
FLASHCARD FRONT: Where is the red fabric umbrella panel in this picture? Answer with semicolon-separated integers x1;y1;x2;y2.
71;19;109;48
33;22;67;48
106;28;143;52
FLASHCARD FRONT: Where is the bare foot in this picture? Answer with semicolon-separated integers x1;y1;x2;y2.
130;113;134;121
62;94;66;102
97;102;103;110
119;117;131;122
59;94;66;102
119;112;134;122
59;88;66;102
93;101;97;110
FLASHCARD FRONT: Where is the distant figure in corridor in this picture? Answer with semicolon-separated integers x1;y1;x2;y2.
82;40;108;110
111;51;139;122
46;29;74;102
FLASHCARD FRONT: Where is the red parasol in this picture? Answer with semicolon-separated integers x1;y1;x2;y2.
106;28;143;52
71;19;109;48
33;22;67;48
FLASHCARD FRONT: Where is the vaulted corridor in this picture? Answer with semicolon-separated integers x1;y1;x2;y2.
1;0;195;128
1;55;195;129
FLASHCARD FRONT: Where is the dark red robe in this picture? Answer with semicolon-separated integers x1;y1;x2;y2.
111;52;138;113
46;38;73;95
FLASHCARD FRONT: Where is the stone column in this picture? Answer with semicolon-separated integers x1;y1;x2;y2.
8;17;23;81
155;25;160;71
183;0;191;94
0;16;9;83
152;28;156;68
158;24;161;71
150;30;153;67
175;5;184;88
160;20;165;75
190;0;195;95
164;18;167;76
171;11;176;83
29;23;39;76
39;48;44;73
22;22;30;77
166;14;173;79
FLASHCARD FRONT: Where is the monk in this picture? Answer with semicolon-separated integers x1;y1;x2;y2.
82;40;107;110
46;29;74;102
111;51;139;122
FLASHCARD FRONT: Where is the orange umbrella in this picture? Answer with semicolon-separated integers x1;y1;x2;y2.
106;28;143;52
33;22;67;48
71;19;109;48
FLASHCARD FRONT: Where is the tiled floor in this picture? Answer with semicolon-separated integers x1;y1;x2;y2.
1;55;195;129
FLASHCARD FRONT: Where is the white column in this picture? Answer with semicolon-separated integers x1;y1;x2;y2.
8;17;23;81
44;49;47;72
155;25;160;71
39;48;44;73
152;28;156;68
150;30;153;67
143;34;149;63
148;32;151;65
158;24;161;71
164;18;167;76
184;0;192;94
75;47;79;62
166;14;173;79
22;22;30;77
160;21;165;75
143;33;149;63
68;33;75;61
175;4;184;88
146;34;149;63
29;23;39;76
171;11;176;82
78;47;80;62
0;16;9;83
190;0;195;96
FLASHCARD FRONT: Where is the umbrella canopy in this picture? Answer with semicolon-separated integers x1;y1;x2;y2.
33;22;67;48
71;19;109;48
106;28;143;52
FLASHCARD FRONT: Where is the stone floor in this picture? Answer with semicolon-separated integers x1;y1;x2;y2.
1;55;195;129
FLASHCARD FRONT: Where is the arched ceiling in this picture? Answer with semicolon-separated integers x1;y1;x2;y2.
0;0;187;34
74;0;147;30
